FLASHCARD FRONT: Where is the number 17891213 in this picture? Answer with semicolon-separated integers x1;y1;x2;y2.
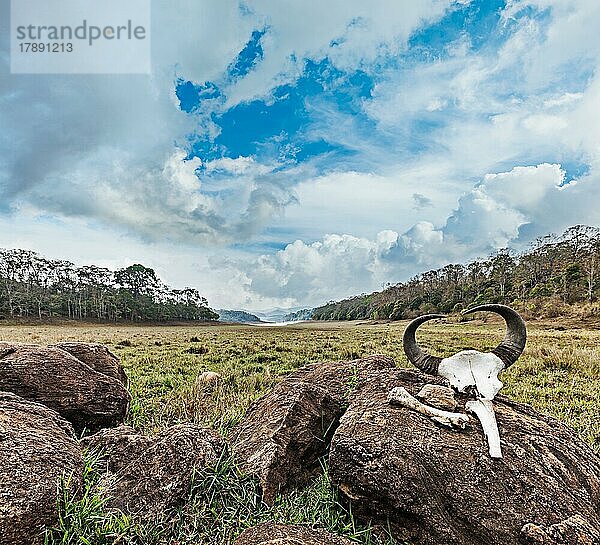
19;42;73;53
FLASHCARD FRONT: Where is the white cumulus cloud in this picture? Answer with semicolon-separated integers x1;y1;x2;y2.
233;163;600;308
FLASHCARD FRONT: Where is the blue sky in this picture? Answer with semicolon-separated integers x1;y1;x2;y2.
1;0;600;310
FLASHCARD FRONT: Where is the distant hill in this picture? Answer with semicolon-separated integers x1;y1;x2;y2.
282;308;314;321
252;306;308;322
217;309;263;323
312;225;600;321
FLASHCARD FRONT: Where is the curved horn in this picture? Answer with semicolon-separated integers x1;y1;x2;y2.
403;314;445;375
462;304;526;367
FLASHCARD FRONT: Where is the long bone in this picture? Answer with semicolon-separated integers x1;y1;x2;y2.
465;399;502;458
400;304;527;458
388;386;469;429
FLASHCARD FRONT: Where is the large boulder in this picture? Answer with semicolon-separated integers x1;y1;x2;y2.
52;342;127;385
81;424;153;474
329;368;600;545
233;523;353;545
233;381;341;504
0;392;84;545
283;354;396;402
0;342;130;432
232;355;395;503
83;423;227;516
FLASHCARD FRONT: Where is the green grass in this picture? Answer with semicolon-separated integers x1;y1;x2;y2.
44;452;395;545
2;318;598;543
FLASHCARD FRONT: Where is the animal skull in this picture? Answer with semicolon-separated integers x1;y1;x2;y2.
438;350;504;400
402;304;527;458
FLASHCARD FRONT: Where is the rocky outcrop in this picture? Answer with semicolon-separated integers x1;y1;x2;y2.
83;423;226;516
520;515;600;545
233;523;354;545
81;424;153;474
232;355;395;503
0;342;130;432
283;354;395;403
328;368;600;545
416;383;457;411
232;381;341;504
0;392;84;545
53;342;127;385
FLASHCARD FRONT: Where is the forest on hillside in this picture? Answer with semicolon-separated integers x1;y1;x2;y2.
0;249;218;322
312;225;600;321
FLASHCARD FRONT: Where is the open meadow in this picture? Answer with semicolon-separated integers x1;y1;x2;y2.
1;318;599;544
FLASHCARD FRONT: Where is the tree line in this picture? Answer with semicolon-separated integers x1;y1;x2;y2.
312;225;600;321
0;249;218;322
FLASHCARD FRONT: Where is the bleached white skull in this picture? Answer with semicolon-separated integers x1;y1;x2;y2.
402;304;527;458
438;350;505;400
402;304;527;400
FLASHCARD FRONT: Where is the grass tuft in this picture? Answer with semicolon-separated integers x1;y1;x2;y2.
45;453;396;545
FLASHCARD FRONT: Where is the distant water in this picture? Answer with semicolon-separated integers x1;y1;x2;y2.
250;320;307;327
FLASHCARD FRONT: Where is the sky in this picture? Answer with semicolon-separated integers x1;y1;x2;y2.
1;0;600;311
